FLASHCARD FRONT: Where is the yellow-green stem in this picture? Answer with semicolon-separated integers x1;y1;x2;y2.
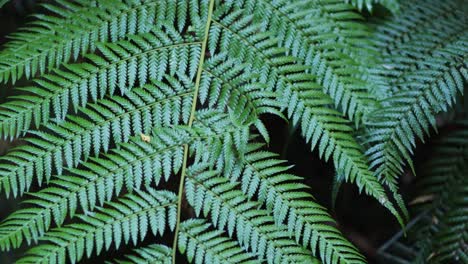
171;0;215;262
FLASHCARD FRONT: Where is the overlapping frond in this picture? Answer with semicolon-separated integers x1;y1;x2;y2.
0;135;183;251
184;164;320;264
109;244;172;264
370;0;466;96
0;110;247;251
0;24;201;139
215;142;366;264
365;0;467;187
0;0;195;84
282;67;399;216
0;75;194;198
178;219;258;264
16;189;177;264
203;4;399;220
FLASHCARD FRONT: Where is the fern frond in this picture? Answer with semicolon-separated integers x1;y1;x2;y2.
184;164;320;264
0;137;182;251
0;25;201;139
0;111;247;251
222;0;378;121
199;5;401;222
215;142;366;264
366;1;467;206
366;36;468;189
0;0;193;84
16;189;177;264
109;244;172;264
279;67;403;222
378;121;468;263
178;218;258;264
0;74;194;198
1;0;466;263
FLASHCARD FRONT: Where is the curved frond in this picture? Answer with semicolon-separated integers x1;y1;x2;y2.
201;5;399;220
365;0;467;187
0;111;247;251
219;142;366;264
280;68;402;222
220;0;378;121
16;189;177;264
0;25;201;139
184;165;320;264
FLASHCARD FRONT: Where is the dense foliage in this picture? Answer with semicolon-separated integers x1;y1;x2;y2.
0;0;466;263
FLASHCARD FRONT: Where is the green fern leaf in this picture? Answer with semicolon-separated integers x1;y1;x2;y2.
0;0;194;84
222;0;379;121
0;24;200;139
0;1;465;263
0;75;193;198
219;142;366;264
16;189;177;264
0;110;247;251
184;164;320;264
202;4;400;221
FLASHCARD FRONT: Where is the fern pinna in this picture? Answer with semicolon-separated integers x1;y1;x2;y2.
0;0;466;264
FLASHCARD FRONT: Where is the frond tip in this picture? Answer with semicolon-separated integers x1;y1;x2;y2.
224;143;366;264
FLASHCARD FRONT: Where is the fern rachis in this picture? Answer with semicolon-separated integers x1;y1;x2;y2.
0;0;466;264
